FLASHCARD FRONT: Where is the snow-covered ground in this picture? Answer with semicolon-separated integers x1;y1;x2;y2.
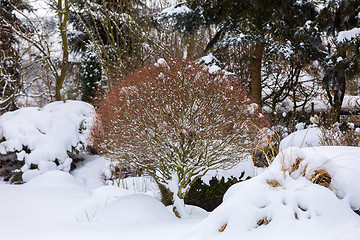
0;102;360;240
0;159;203;240
1;145;360;240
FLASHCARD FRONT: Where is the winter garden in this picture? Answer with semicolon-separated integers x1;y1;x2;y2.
1;0;360;240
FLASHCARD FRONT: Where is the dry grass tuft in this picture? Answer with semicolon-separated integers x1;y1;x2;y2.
172;207;181;218
257;217;271;226
310;169;332;188
290;157;303;174
266;179;282;188
252;128;281;168
300;163;308;177
218;223;227;232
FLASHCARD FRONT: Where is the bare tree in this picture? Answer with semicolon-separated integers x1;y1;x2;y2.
9;0;71;103
91;59;267;217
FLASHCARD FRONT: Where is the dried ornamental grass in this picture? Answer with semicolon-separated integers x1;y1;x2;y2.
290;157;303;174
310;169;332;188
257;217;271;227
218;223;227;232
266;179;282;188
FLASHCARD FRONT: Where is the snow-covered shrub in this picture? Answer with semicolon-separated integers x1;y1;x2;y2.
91;59;267;217
320;123;360;146
0;100;94;182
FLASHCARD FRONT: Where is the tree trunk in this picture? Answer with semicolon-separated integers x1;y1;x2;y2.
172;193;189;219
331;76;345;123
250;42;265;106
55;0;69;101
325;68;346;123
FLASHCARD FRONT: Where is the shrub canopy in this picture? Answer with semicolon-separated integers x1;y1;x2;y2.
91;59;267;214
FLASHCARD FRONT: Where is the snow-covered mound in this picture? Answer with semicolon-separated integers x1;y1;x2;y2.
94;194;177;224
26;169;87;188
0;100;94;182
71;155;109;191
270;147;360;210
0;171;89;239
280;127;322;149
74;185;133;222
183;146;360;240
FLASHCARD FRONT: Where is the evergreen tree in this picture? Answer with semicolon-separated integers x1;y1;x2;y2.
318;0;360;122
159;0;321;106
80;49;104;103
0;0;30;112
69;0;148;102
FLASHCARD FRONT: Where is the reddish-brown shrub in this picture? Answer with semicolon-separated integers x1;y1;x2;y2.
90;59;267;216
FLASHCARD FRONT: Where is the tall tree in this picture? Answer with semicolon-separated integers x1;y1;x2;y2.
159;0;320;106
0;0;30;112
69;0;148;101
318;0;360;122
54;0;70;101
10;0;72;102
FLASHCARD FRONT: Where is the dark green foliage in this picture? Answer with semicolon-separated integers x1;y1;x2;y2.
80;51;103;104
69;0;148;98
354;209;360;216
69;0;144;53
54;159;60;166
318;0;360;122
29;163;38;170
159;0;321;106
184;173;249;211
0;152;24;183
160;0;319;52
10;170;23;184
158;184;174;206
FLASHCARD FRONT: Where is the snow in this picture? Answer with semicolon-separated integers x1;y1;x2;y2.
183;146;360;240
337;27;360;42
1;145;360;239
199;53;230;75
200;53;218;65
0;169;199;240
280;127;322;149
160;4;192;16
201;156;254;185
0;171;90;239
94;194;177;224
71;155;108;192
208;65;221;74
1;102;360;240
0;101;95;181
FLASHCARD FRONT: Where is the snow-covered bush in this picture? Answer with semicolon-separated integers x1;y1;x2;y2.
0;100;94;182
320;123;360;147
91;59;267;217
